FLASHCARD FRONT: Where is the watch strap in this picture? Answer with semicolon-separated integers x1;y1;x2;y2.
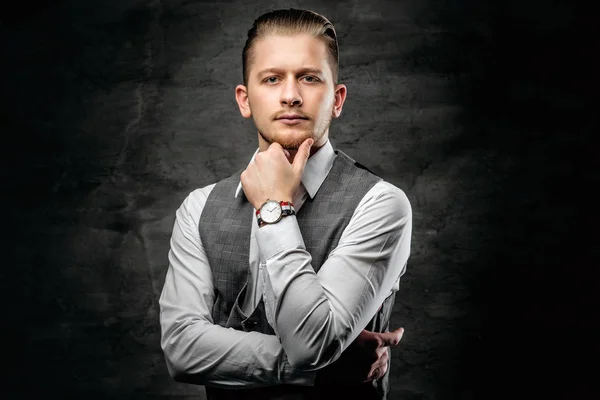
280;201;295;216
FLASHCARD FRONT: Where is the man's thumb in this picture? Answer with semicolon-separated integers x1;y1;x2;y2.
380;327;404;347
292;138;314;175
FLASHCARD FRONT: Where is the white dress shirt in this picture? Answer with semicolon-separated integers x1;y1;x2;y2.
159;140;412;389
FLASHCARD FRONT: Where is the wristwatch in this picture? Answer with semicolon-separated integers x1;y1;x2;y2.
256;200;296;227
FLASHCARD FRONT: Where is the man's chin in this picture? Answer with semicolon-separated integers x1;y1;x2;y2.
258;126;318;150
273;132;314;151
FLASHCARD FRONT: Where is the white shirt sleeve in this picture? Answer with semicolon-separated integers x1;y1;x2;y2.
256;181;412;370
159;186;315;387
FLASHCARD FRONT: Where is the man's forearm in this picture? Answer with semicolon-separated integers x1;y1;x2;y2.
256;185;412;370
159;306;312;388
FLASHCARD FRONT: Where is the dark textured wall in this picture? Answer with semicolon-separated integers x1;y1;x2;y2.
1;0;593;399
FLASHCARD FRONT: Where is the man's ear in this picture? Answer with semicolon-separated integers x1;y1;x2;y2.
235;85;252;118
332;83;347;118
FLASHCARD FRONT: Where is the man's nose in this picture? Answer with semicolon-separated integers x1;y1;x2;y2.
280;81;302;106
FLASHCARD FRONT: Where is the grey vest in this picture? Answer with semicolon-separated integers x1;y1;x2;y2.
199;150;397;400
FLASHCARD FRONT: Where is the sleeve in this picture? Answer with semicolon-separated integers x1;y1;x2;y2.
159;187;316;387
256;182;412;370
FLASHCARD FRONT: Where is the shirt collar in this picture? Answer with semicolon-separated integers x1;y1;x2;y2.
235;139;336;200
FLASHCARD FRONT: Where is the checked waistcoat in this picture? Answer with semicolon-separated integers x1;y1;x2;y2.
198;150;397;400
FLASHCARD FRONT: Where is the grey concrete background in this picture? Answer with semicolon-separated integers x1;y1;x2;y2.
1;0;594;399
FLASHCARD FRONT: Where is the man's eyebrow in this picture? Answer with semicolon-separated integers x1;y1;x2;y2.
257;67;324;76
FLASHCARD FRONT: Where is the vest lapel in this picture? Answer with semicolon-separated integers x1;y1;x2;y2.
199;171;253;330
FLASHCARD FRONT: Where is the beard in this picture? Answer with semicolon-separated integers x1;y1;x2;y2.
259;128;313;150
258;114;332;150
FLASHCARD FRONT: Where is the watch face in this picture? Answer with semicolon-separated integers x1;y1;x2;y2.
260;200;282;224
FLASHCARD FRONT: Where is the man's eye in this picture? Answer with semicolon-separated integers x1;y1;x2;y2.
303;76;319;83
265;77;279;83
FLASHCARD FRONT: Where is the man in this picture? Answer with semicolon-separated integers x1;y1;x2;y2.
159;8;412;400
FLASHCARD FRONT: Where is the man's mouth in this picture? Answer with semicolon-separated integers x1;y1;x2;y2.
277;114;308;120
277;118;307;125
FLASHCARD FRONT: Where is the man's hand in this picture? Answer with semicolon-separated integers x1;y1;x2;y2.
352;327;404;382
240;139;314;210
315;327;405;385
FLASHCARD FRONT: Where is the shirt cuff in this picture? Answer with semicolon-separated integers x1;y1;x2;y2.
282;358;316;386
255;215;305;261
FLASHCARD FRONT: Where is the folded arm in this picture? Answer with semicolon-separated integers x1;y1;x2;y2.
257;182;412;370
159;189;314;388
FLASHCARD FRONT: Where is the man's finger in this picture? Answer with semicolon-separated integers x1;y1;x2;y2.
366;366;380;382
269;142;284;153
292;138;314;176
377;327;404;347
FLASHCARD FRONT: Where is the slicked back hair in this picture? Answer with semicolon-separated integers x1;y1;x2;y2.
242;8;339;86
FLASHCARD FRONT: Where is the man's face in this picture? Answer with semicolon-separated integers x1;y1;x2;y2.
236;34;346;151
